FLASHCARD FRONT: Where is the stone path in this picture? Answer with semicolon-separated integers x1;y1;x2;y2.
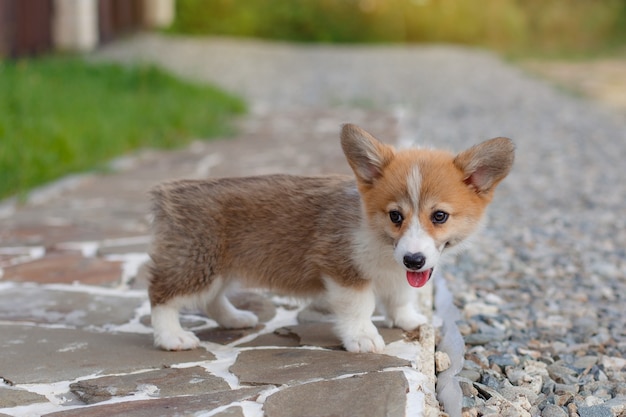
0;109;439;416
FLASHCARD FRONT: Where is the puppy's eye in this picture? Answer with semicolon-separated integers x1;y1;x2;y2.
389;210;403;225
431;210;449;224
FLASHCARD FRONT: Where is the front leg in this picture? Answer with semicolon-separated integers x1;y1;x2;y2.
377;282;428;331
324;278;385;353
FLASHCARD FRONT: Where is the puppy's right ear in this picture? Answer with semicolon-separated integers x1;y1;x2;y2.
341;124;395;185
454;136;515;196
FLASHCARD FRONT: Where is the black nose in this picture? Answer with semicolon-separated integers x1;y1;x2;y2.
403;252;426;270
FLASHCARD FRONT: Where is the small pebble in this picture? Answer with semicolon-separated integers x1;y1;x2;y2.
548;364;579;385
435;351;451;373
555;392;575;407
601;356;626;371
542;404;568;417
459;369;481;382
577;405;612;417
488;353;519;368
555;384;579;395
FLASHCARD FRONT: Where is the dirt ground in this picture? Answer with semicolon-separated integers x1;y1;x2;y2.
522;58;626;111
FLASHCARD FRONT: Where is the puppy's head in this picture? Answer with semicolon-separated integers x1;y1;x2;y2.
341;124;514;288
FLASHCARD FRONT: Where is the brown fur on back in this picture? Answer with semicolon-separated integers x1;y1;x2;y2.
148;174;368;306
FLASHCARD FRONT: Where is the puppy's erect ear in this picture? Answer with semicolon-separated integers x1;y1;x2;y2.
454;137;515;195
341;124;395;185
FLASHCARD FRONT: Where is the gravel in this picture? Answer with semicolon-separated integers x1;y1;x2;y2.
95;34;626;416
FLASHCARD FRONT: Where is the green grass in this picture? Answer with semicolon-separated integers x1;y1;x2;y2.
0;57;245;200
169;0;626;57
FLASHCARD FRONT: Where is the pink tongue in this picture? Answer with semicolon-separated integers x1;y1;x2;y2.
406;270;431;288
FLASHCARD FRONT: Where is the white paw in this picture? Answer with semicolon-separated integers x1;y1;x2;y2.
154;329;200;351
217;310;258;329
343;332;386;353
394;312;428;331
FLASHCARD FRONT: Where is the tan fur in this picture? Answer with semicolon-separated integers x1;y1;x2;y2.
148;175;368;307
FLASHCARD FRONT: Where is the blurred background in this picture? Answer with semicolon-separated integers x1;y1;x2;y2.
1;0;625;201
4;0;625;58
171;0;626;57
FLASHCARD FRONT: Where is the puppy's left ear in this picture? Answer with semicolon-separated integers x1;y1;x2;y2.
454;137;515;195
341;124;395;186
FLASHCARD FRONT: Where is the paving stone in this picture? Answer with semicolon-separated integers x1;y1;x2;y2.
237;330;301;348
2;252;122;286
276;322;405;350
0;286;143;328
70;366;229;404
97;243;149;256
43;387;266;417
196;324;266;345
0;246;44;270
282;322;343;349
296;300;334;323
0;386;47;408
0;325;214;384
213;407;245;417
240;322;406;350
263;371;408;417
230;348;410;386
229;291;277;323
0;224;135;248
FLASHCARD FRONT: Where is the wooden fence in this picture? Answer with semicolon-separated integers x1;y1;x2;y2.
0;0;147;58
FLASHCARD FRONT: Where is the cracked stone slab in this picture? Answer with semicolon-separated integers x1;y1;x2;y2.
191;292;277;345
213;407;244;417
230;348;410;386
0;224;138;248
2;252;122;286
70;366;229;404
264;371;408;417
237;330;301;348
44;387;266;417
0;386;47;408
285;322;406;349
229;291;277;323
97;242;149;256
0;325;214;384
196;324;266;345
0;286;143;328
240;322;404;350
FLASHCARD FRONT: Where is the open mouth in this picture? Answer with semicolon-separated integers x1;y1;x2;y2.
406;268;434;288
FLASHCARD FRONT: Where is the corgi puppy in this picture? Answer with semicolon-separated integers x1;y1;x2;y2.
148;124;514;353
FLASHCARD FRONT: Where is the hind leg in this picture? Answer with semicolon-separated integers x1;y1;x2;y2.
151;300;200;351
150;276;223;351
205;286;258;329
